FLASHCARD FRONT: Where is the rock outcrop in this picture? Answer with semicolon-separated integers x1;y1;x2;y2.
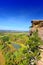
30;20;43;65
30;20;43;40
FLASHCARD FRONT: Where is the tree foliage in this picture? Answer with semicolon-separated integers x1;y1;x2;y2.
0;31;42;65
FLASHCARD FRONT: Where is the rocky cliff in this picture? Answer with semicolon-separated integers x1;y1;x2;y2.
30;20;43;40
30;20;43;65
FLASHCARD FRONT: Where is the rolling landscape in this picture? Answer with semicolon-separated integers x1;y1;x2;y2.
0;31;29;65
0;21;43;65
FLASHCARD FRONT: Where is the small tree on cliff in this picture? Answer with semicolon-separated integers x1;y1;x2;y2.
26;30;42;65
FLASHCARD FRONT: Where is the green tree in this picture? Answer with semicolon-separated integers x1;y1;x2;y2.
25;30;42;65
1;36;9;43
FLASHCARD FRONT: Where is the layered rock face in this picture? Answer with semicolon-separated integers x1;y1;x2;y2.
30;20;43;65
31;20;43;40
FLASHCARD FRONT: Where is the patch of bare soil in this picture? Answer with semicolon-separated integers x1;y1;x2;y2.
0;50;5;65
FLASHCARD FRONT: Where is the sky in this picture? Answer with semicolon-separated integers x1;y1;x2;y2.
0;0;43;31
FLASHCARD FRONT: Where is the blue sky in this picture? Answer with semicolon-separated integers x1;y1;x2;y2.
0;0;43;31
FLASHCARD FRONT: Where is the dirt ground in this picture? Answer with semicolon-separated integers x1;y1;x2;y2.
0;50;5;65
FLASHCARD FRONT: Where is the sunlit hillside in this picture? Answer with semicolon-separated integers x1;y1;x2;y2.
0;30;43;65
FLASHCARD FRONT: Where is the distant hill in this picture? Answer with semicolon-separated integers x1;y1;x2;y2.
0;30;28;33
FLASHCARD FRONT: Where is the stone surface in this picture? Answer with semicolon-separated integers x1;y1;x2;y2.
31;20;43;40
30;20;43;65
38;27;43;40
